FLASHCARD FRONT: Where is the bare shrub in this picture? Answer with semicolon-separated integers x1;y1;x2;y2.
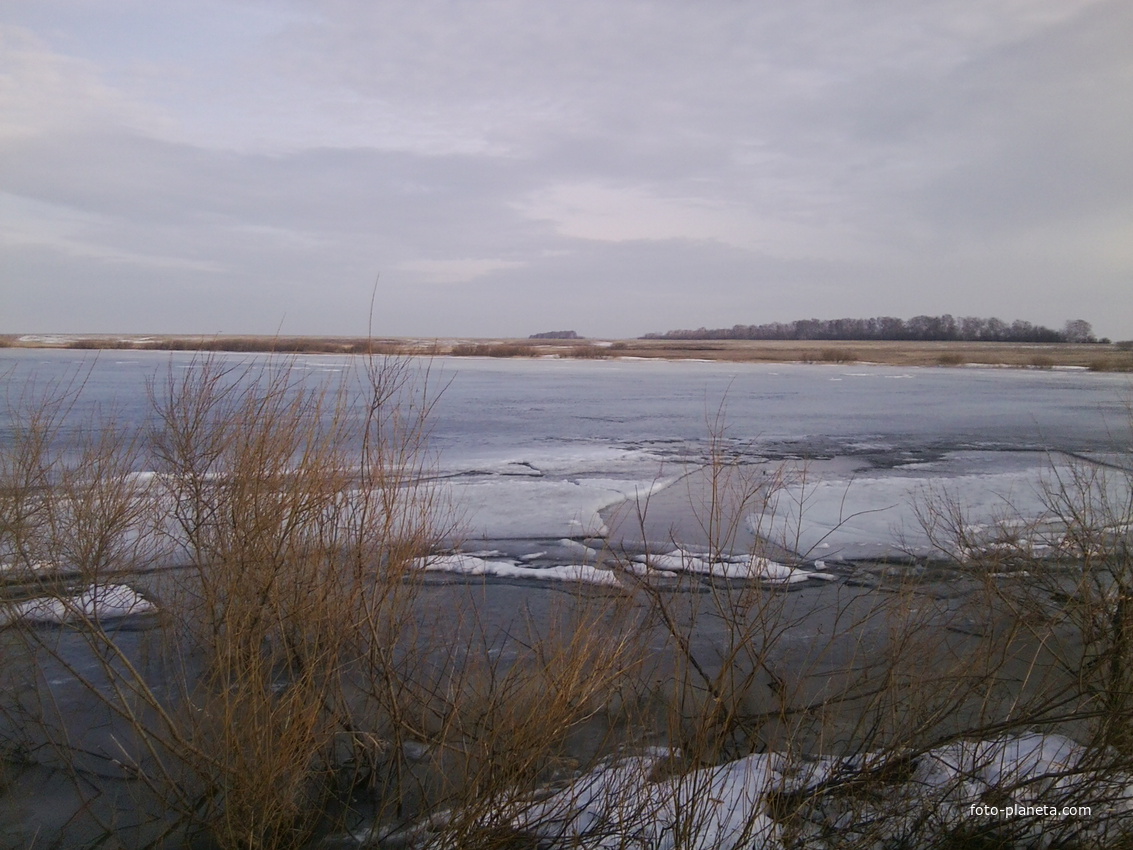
449;343;536;357
1085;354;1133;372
568;344;609;359
914;437;1133;717
0;353;654;849
66;337;135;350
1;354;452;847
818;347;858;363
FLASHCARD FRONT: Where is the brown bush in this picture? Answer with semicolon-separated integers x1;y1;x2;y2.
449;343;535;357
568;344;609;359
0;354;644;848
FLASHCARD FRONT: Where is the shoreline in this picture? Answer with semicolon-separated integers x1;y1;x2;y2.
4;334;1133;371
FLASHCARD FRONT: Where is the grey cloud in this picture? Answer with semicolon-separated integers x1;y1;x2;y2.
1;129;550;252
905;1;1133;234
2;0;1131;338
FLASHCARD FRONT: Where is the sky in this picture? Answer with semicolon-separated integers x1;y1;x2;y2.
1;1;1131;340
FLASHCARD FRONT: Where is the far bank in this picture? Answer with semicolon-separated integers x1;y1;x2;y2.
4;334;1133;371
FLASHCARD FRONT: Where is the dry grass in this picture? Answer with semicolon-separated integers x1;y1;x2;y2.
809;347;859;364
436;338;1133;370
610;339;1133;369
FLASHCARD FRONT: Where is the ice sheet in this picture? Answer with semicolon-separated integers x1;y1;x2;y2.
443;475;678;540
754;452;1132;561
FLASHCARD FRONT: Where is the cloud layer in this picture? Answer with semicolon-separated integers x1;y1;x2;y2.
2;0;1131;338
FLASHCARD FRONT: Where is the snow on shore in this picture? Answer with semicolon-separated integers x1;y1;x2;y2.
415;733;1131;849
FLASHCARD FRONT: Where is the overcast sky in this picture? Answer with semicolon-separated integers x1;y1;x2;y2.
2;1;1131;339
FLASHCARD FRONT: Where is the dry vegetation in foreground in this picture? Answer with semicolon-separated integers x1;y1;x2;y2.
2;353;1133;848
6;334;1133;370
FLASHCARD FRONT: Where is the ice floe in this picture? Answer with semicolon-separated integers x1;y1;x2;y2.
414;554;622;587
558;539;603;560
2;584;156;626
635;549;834;584
415;547;834;587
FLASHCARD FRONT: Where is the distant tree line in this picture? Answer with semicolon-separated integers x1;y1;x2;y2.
529;330;580;339
643;316;1100;344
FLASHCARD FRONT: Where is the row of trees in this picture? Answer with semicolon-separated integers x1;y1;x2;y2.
645;315;1100;343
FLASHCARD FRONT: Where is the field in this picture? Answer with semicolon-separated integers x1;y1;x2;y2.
5;334;1133;371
